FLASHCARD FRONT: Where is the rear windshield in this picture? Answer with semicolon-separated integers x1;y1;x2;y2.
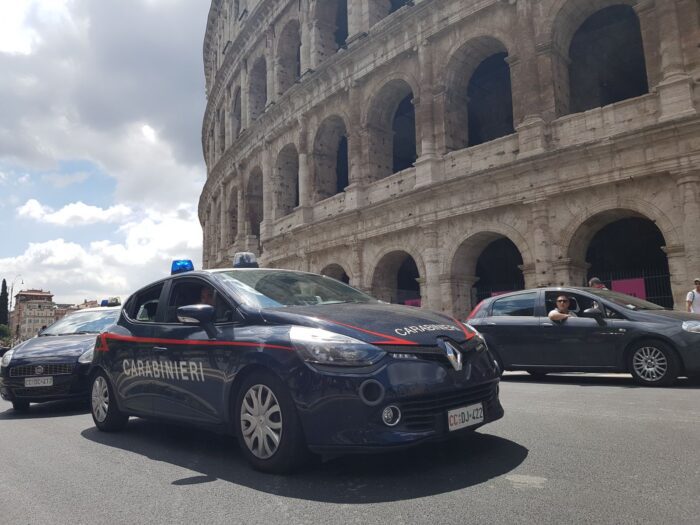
41;309;120;336
212;270;377;309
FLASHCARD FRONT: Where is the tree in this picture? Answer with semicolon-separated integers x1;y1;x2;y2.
0;279;7;326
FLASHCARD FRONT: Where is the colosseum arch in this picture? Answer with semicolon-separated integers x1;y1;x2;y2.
245;168;263;239
449;230;530;317
228;185;239;244
372;0;412;23
547;0;648;116
312;114;349;202
443;36;513;151
366;78;417;181
248;56;267;121
564;206;676;307
275;144;300;217
370;248;425;305
276;19;301;97
230;85;242;139
320;263;350;284
312;0;348;64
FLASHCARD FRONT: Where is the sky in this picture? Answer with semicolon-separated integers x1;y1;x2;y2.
0;0;212;305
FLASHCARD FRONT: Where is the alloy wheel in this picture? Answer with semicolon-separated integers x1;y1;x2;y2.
92;376;109;423
240;384;283;459
632;346;668;382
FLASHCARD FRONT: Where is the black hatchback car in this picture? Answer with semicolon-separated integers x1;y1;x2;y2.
89;265;503;473
1;307;120;411
467;287;700;386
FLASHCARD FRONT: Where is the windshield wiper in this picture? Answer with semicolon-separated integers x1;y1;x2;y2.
58;331;99;335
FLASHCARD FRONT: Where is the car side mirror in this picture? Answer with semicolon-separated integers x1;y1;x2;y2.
177;305;218;339
583;307;605;325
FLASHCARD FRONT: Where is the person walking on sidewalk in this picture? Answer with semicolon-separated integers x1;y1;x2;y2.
686;278;700;313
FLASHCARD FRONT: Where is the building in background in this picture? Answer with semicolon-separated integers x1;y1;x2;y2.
10;290;55;341
200;0;700;317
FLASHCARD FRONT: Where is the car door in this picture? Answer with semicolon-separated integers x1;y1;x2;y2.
108;282;167;415
476;291;543;368
539;291;620;368
151;277;239;424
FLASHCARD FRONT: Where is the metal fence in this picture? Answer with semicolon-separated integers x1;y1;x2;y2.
588;269;673;308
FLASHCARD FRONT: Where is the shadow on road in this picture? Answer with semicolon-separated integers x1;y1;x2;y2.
0;399;89;420
81;420;527;503
501;372;700;389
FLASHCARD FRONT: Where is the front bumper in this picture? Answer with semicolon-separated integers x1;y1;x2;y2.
0;362;91;403
290;347;504;452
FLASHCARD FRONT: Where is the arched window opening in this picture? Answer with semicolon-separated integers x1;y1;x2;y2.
313;116;349;202
586;217;671;307
392;94;416;173
396;256;420;306
321;264;350;284
569;5;648;114
389;0;411;14
277;20;302;97
248;57;267;121
336;136;349;194
372;251;421;305
475;238;524;302
231;87;241;139
334;1;348;49
467;52;514;147
246;170;263;238
276;145;299;217
228;188;238;243
217;109;226;154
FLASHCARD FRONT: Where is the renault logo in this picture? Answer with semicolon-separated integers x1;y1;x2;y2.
35;365;44;375
439;340;463;371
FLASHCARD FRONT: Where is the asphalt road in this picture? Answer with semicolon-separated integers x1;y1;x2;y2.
1;373;698;525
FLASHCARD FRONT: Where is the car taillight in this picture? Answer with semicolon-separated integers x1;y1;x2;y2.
466;300;485;320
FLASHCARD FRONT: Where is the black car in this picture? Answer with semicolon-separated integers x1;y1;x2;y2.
89;265;503;473
467;287;700;386
0;307;121;411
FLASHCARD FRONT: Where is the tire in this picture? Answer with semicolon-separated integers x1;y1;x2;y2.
90;370;129;431
235;370;307;473
526;370;548;379
628;340;680;387
12;400;30;412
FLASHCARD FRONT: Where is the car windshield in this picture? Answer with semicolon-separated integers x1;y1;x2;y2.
212;270;377;308
587;289;665;311
40;309;120;336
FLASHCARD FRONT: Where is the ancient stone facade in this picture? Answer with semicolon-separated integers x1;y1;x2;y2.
200;0;700;317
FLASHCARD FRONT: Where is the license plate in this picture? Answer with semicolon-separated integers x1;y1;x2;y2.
448;403;484;431
24;376;53;387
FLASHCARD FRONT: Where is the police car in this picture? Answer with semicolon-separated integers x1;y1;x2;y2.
90;258;503;473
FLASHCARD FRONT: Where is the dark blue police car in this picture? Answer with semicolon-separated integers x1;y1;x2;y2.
1;306;120;411
89;261;503;472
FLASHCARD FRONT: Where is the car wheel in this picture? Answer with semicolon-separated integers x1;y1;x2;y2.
235;370;307;473
90;371;129;431
526;370;548;379
628;340;679;387
12;400;30;412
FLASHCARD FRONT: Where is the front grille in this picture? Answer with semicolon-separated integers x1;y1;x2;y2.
10;363;75;377
382;341;472;364
14;384;72;398
400;382;497;431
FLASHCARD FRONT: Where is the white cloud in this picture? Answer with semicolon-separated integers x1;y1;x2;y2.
17;198;133;226
40;171;90;188
1;206;202;304
0;0;72;55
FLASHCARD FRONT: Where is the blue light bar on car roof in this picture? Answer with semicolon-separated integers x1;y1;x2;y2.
171;259;195;275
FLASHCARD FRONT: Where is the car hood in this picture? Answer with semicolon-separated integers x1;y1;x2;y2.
629;309;700;323
12;334;96;360
258;302;469;345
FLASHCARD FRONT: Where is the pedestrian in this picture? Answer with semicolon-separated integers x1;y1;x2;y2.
588;277;607;289
686;278;700;313
548;295;577;321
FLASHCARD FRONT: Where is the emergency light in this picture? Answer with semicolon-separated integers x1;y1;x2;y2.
171;259;195;275
232;252;259;268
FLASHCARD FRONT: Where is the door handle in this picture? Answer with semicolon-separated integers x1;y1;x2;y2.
487;322;497;326
153;346;168;353
542;323;554;327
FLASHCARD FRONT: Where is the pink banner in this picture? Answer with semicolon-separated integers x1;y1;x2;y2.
404;298;421;307
611;278;646;299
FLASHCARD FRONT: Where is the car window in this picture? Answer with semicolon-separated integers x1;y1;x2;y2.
41;309;119;336
545;292;601;316
167;279;235;323
128;284;163;323
491;292;537;317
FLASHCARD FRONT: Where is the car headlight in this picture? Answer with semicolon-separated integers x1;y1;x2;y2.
78;348;94;364
1;349;15;368
682;320;700;333
290;326;386;366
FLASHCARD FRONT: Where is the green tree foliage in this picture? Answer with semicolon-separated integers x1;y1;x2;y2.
0;279;8;326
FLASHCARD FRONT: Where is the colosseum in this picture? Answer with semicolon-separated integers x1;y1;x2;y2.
200;0;700;317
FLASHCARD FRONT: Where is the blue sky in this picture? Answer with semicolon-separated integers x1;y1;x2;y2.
0;0;211;303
